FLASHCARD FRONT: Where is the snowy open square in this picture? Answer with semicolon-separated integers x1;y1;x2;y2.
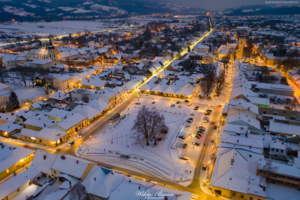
77;95;214;185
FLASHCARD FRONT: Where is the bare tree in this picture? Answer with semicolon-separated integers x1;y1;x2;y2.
16;66;28;87
132;107;168;146
0;66;7;83
69;182;86;200
202;68;216;97
215;70;225;96
27;67;38;88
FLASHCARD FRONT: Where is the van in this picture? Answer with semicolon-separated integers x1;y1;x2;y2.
121;113;126;119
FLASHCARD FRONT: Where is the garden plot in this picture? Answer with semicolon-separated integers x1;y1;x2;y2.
77;96;201;185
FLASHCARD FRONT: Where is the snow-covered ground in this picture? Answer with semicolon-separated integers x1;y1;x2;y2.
0;20;123;37
77;96;211;185
13;184;39;200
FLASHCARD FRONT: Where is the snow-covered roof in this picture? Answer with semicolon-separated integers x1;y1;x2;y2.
21;127;68;142
22;118;54;128
51;154;95;179
30;58;53;65
269;120;300;136
81;78;107;88
226;113;261;131
87;98;110;113
0;122;22;133
54;113;86;131
0;113;17;123
56;75;72;82
48;108;69;119
0;143;34;174
72;105;101;120
228;99;259;115
0;150;56;200
49;91;69;101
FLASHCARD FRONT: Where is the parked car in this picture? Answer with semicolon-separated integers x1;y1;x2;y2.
68;141;75;147
214;125;218;130
203;117;209;120
152;106;156;110
217;105;222;108
78;133;83;138
185;125;191;128
199;126;205;130
192;142;200;146
179;156;189;160
183;144;187;148
178;135;186;139
195;135;201;139
202;119;209;123
194;107;198;110
185;100;189;103
204;112;210;115
171;104;175;107
186;120;193;123
142;105;146;108
210;121;215;125
176;101;181;104
206;109;212;113
188;118;194;121
135;102;141;105
202;164;207;170
152;101;155;104
190;113;195;116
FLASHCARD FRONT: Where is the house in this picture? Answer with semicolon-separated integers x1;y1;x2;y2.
194;43;210;53
2;54;18;68
49;91;69;102
51;154;96;181
0;122;23;137
81;78;107;90
227;99;259;119
225;113;261;132
0;150;56;200
50;113;87;135
22;117;55;131
48;108;70;121
0;113;18;125
202;53;214;64
210;149;266;200
30;59;54;69
257;158;300;190
20;127;69;147
52;75;73;90
0;143;35;180
72;105;102;122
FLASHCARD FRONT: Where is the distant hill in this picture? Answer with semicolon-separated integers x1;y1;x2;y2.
0;0;201;22
224;5;300;16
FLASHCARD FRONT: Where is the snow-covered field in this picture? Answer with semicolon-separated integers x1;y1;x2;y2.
77;95;211;185
0;21;120;37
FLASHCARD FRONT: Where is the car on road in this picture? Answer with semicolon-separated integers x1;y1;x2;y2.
192;142;200;146
78;133;83;138
135;102;141;105
179;156;189;160
183;144;187;148
171;104;175;107
178;135;186;139
152;101;155;104
210;121;215;125
68;141;75;147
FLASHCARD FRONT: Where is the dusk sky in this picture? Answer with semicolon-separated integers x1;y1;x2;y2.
143;0;266;11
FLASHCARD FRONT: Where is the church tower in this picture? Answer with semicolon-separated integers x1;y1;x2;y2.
236;37;245;59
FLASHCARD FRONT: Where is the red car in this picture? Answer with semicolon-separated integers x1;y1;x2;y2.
183;144;187;148
152;101;156;104
217;105;222;108
24;145;30;148
210;121;215;125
